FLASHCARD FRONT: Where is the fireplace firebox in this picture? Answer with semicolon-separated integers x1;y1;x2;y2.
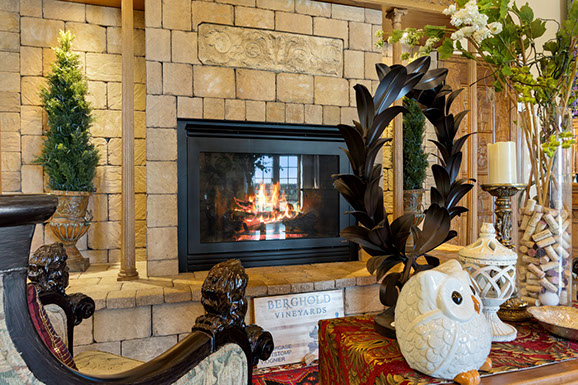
177;119;356;272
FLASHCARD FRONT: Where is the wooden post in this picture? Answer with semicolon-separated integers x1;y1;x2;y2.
387;8;407;218
118;0;138;281
466;43;478;243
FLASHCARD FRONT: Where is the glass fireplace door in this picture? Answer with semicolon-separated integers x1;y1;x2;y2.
199;153;340;243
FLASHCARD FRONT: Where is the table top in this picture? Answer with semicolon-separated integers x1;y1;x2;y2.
318;314;578;385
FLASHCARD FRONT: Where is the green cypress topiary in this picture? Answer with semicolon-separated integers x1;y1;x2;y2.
402;97;428;190
36;30;99;192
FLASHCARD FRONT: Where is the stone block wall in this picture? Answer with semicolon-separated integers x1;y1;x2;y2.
145;0;386;276
0;0;147;264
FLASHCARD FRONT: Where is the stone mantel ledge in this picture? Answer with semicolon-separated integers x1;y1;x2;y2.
67;246;461;311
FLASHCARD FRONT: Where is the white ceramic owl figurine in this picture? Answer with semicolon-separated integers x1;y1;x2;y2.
395;259;493;385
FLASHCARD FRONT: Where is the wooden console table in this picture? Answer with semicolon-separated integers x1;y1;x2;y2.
319;315;578;385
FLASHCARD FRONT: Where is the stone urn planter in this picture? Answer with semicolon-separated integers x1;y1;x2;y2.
403;189;425;220
46;190;92;272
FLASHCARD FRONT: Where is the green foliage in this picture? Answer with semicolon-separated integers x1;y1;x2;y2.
36;30;99;192
402;97;428;190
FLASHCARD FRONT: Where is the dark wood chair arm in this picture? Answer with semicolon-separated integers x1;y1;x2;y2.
0;194;273;384
246;325;274;367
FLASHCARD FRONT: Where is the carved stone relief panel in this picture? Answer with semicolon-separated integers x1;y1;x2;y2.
198;24;344;77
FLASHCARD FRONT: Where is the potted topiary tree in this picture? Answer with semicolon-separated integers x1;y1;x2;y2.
402;97;428;220
35;30;99;272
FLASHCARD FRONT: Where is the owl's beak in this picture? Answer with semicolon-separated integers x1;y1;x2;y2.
472;296;481;314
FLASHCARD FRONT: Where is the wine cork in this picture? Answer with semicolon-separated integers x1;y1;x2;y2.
528;211;543;227
527;248;537;257
532;229;552;242
527;272;539;280
562;230;571;243
539;256;550;264
520;287;528;297
540;261;560;272
558;247;570;260
561;209;569;220
523;226;536;241
519;245;529;254
540;277;558;293
520;215;531;231
522;255;539;265
546;208;558;217
522;296;537;305
535;204;544;213
525;199;537;213
537;236;556;248
521;240;535;248
528;291;539;298
528;263;546;278
535;220;547;232
543;214;559;230
561;219;571;233
526;284;541;293
560;290;569;305
555;236;570;250
544;245;560;262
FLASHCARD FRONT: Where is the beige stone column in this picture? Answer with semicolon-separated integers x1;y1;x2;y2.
118;0;139;281
386;8;407;218
466;42;478;242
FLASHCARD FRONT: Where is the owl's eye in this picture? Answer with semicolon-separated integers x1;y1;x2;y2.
451;291;463;305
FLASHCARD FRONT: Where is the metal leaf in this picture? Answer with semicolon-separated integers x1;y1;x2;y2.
406;56;431;75
413;68;448;91
376;258;403;282
446;88;464;115
373;66;408;114
375;63;391;81
368;106;406;146
432;164;450;198
454;110;470;130
380;273;402;307
340;226;385;253
346;210;375;229
354;84;375;134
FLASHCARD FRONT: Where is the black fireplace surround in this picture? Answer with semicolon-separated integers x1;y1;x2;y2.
177;119;356;272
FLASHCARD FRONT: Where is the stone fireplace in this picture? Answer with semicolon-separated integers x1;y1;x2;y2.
0;0;387;277
144;0;385;276
177;119;356;272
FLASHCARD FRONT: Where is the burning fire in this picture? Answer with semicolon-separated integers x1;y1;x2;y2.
234;182;301;228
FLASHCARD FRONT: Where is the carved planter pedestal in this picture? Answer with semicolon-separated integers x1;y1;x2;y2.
47;190;92;272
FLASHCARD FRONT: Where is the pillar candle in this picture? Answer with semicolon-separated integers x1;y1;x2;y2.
488;141;517;184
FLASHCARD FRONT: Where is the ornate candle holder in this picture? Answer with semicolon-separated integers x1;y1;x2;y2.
481;183;529;322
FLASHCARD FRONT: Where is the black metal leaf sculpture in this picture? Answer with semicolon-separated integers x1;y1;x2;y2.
333;56;475;312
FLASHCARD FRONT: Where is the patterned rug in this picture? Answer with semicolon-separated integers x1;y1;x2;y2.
253;362;319;385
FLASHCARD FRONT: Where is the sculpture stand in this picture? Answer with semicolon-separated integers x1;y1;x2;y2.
481;183;530;322
374;307;396;339
484;306;518;342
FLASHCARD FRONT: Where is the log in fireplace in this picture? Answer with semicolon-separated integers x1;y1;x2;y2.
177;119;356;272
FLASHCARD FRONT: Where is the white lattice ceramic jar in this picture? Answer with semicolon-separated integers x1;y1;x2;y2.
459;223;518;342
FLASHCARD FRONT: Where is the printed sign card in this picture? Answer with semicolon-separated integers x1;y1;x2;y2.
254;289;344;368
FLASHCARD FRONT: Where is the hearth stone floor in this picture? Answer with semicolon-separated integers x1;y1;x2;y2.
66;245;461;312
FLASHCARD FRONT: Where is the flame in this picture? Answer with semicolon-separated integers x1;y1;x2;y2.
234;182;302;229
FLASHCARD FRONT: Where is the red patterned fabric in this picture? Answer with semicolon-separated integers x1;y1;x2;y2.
27;285;77;369
319;314;578;385
253;363;318;385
